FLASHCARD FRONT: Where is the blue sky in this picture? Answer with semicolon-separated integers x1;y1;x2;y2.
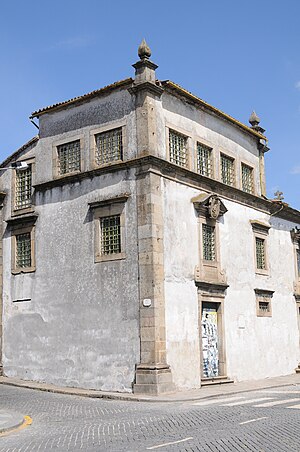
1;0;299;208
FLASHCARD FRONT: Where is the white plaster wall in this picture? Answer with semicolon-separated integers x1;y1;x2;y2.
160;92;261;195
163;179;201;389
163;178;300;388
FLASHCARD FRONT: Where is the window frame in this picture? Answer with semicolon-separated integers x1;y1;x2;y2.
251;220;270;276
52;135;84;178
255;289;274;317
11;223;35;274
90;122;126;169
12;157;35;216
167;128;190;169
196;141;213;178
241;162;255;194
90;196;128;263
220;152;235;187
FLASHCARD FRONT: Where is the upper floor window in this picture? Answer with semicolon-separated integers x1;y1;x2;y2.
11;222;36;274
95;128;123;166
57;140;81;175
197;143;212;177
169;129;188;168
15;165;32;210
202;224;216;261
241;163;254;194
297;249;300;277
220;154;235;186
255;237;266;270
100;215;121;255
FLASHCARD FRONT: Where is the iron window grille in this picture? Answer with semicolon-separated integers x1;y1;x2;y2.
197;143;212;177
258;300;270;313
169;130;188;167
57;140;81;175
242;164;254;194
15;166;32;209
221;154;234;186
100;215;121;255
202;224;216;261
256;237;266;269
16;232;31;268
95;128;123;166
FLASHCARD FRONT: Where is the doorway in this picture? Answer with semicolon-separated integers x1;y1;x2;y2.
201;302;219;378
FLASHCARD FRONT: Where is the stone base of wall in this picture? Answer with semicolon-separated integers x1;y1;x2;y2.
133;363;175;395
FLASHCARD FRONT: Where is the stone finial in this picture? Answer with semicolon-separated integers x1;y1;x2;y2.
138;39;151;60
274;190;284;201
249;110;260;127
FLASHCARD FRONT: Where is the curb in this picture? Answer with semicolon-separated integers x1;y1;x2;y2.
0;377;299;403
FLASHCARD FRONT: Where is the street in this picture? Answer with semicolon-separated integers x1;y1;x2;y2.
1;384;300;451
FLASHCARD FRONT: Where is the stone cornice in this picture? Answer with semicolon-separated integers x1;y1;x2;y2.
32;155;300;223
6;213;38;226
128;81;164;97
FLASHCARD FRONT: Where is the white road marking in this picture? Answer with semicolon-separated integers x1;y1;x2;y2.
192;396;244;406
254;398;300;407
146;437;193;449
286;404;300;409
239;416;268;425
222;397;272;406
260;390;300;394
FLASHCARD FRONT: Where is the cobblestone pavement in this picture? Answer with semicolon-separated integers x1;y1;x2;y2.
1;384;300;451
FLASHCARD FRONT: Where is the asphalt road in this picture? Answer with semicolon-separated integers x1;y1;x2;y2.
1;384;300;451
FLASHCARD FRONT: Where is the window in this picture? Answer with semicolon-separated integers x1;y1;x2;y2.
255;289;274;317
297;249;300;277
95;128;123;166
11;224;35;274
255;237;266;270
100;215;121;255
241;163;254;194
202;224;215;261
57;140;81;175
197;143;212;177
220;154;235;186
251;220;270;275
169;129;188;167
89;195;128;262
15;165;32;210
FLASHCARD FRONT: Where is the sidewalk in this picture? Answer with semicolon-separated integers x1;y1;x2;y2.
0;373;299;403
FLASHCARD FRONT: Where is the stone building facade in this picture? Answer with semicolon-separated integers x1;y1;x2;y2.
0;41;300;394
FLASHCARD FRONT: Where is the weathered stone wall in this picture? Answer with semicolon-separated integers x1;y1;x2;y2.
2;169;140;392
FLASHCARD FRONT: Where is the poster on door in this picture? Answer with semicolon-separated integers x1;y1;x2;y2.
202;307;219;378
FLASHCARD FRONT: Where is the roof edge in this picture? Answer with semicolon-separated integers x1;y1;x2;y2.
30;78;134;118
0;136;39;168
162;80;267;141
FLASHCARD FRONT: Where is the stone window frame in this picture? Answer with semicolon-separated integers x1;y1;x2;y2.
90;120;126;170
11;222;36;275
291;228;300;294
89;195;129;263
251;220;270;276
52;135;84;179
241;161;255;195
219;151;236;187
166;125;191;170
195;139;214;179
255;289;274;317
11;157;35;216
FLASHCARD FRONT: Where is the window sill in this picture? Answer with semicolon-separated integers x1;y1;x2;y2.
12;267;36;275
255;269;269;276
95;252;126;263
11;206;34;217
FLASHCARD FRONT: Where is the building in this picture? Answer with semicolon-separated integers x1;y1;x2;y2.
0;40;299;395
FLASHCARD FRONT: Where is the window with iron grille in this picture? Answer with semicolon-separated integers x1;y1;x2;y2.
169;130;188;167
297;249;300;277
258;300;270;314
100;215;121;255
220;154;234;186
202;224;216;261
95;128;123;166
16;232;31;268
15;166;32;209
57;140;81;175
197;143;212;177
242;164;254;194
255;237;266;270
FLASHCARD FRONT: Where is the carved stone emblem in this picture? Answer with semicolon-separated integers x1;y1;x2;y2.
208;196;221;219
